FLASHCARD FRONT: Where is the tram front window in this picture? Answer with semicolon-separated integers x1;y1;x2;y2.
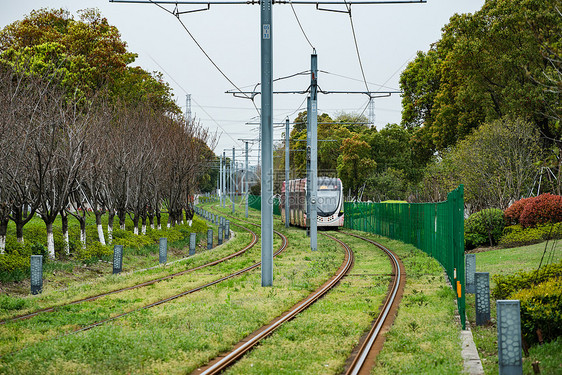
316;190;339;216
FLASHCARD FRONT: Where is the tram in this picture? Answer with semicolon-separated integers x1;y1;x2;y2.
280;177;344;228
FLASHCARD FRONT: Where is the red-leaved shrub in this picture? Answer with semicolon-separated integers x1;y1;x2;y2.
504;197;534;225
519;193;562;228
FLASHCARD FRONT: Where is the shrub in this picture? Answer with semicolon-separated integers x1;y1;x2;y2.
499;223;562;247
512;278;562;345
75;241;112;262
464;208;505;249
504;197;534;225
519;193;562;228
491;260;562;300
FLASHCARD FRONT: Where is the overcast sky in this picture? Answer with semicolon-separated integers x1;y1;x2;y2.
1;0;485;165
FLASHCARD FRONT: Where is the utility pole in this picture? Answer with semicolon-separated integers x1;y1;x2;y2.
309;53;318;251
222;151;226;208
232;147;236;214
219;153;223;207
261;0;273;287
245;141;249;218
306;97;311;237
285;117;290;228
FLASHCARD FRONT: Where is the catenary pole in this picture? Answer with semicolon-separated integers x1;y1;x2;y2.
261;0;273;286
232;147;236;214
285;117;290;228
245;141;249;218
310;53;318;251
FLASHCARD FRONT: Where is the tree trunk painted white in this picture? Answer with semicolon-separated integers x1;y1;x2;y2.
108;226;113;244
97;224;106;245
0;235;5;254
47;231;55;259
120;223;126;230
141;224;146;235
167;223;170;229
158;224;161;230
134;226;139;235
17;237;24;244
80;229;86;250
188;220;192;227
181;220;184;225
63;231;70;255
150;223;155;230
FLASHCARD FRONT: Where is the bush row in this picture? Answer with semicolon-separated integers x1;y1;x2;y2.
491;261;562;345
0;216;209;280
465;194;562;249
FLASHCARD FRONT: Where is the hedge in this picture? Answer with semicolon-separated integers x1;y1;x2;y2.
491;260;562;300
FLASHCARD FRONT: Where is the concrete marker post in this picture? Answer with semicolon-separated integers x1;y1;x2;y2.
497;300;523;375
159;237;167;264
113;245;123;274
207;229;213;250
189;233;196;256
30;255;43;295
475;272;490;326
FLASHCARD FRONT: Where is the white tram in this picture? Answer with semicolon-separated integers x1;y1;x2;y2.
280;177;344;228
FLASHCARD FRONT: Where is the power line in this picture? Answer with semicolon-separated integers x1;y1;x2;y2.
289;0;315;51
146;54;243;148
343;1;370;95
148;0;261;117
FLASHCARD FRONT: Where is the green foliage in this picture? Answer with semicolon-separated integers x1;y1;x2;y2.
75;241;111;262
464;209;505;249
499;223;562;247
491;260;562;300
512;278;562;345
400;0;561;153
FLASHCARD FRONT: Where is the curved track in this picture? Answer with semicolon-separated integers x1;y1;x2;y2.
192;233;354;375
0;222;258;326
341;231;406;375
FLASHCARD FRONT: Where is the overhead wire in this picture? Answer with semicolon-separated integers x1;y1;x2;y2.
146;54;243;148
343;0;370;95
148;0;261;117
289;0;316;51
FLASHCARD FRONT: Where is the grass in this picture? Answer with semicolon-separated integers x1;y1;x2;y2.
0;209;346;374
467;238;562;375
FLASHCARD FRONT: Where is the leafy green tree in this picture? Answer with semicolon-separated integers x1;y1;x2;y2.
449;117;540;210
400;0;561;161
337;134;376;199
0;8;178;112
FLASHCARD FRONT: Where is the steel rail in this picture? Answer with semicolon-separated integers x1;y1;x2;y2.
0;222;257;325
341;231;405;375
194;232;353;375
1;228;288;359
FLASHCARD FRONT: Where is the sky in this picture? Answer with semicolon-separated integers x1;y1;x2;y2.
1;0;485;166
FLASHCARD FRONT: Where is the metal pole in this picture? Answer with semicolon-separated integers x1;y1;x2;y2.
261;0;273;286
245;141;249;218
222;151;226;208
285;117;290;228
306;96;311;237
310;53;318;251
232;147;236;214
219;153;223;207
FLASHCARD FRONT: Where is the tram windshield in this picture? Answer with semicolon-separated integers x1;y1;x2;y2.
316;178;341;216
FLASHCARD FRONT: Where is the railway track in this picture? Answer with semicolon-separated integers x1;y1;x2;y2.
192;232;354;375
1;221;289;359
341;231;405;375
0;222;258;326
191;211;405;375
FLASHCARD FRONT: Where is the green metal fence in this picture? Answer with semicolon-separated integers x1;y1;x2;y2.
344;185;466;329
248;194;281;216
